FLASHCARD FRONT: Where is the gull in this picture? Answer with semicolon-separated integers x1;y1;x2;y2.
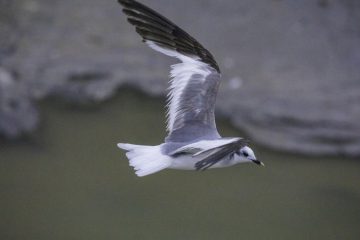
116;0;264;177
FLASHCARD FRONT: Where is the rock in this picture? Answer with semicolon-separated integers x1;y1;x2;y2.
0;0;359;156
0;67;38;138
0;0;18;61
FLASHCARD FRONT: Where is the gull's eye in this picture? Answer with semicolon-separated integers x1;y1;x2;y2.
243;151;249;157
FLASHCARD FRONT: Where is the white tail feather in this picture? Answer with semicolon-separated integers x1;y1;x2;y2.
117;143;171;177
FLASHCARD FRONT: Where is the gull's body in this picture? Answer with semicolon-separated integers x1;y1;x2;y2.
116;0;263;177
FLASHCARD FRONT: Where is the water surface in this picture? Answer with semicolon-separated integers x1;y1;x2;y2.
1;89;359;240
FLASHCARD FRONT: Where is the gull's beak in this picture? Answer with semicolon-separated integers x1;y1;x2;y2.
252;159;265;167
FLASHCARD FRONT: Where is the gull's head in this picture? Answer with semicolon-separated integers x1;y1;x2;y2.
235;146;264;166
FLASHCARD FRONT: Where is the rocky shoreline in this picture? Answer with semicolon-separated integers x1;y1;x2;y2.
1;0;359;156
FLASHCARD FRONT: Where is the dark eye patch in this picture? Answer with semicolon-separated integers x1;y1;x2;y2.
243;151;249;157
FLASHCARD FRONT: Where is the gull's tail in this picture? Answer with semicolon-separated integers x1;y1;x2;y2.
117;143;171;177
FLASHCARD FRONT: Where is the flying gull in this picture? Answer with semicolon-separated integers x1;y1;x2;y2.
116;0;264;177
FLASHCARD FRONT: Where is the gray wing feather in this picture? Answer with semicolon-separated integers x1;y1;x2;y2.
118;0;222;142
165;71;221;142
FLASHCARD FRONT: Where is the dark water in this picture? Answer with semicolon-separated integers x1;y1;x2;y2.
1;89;360;240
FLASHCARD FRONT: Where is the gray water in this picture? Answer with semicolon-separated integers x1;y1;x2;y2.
1;89;360;240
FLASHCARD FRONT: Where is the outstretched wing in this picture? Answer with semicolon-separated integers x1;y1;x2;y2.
118;0;222;142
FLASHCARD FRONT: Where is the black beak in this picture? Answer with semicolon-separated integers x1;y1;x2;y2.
252;159;265;166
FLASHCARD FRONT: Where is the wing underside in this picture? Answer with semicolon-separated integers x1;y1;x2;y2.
118;0;222;141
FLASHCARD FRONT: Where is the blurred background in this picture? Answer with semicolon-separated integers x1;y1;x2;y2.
1;0;360;239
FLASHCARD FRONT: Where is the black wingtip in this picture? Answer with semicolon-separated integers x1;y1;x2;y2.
117;0;127;7
116;0;221;72
195;161;209;171
118;0;132;5
117;0;137;9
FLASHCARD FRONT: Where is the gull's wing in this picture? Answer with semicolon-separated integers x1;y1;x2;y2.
166;137;249;170
117;0;222;142
194;138;249;171
169;138;241;156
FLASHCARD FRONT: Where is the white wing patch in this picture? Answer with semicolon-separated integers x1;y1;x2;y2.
146;41;212;132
